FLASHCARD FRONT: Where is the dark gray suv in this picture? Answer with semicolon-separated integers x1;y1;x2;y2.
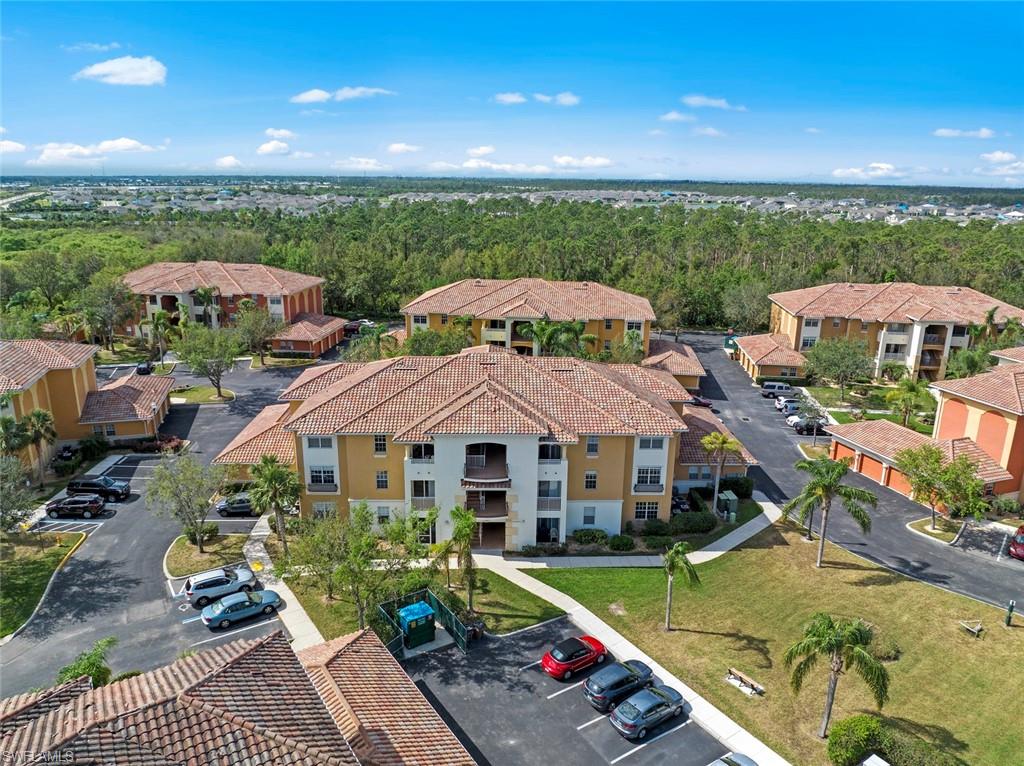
67;475;130;501
582;660;654;712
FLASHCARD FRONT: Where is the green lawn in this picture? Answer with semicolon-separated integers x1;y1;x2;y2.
170;385;235;404
95;341;150;364
0;533;85;637
250;356;319;369
797;443;830;460
908;516;962;543
529;523;1021;766
153;362;176;375
829;409;934;435
164;534;248;577
806;384;891;409
676;498;764;550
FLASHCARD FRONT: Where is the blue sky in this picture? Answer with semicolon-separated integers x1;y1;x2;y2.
1;2;1021;186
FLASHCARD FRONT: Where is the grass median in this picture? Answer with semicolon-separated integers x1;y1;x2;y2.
529;522;1020;766
169;385;235;404
165;534;248;577
1;532;86;637
908;516;962;543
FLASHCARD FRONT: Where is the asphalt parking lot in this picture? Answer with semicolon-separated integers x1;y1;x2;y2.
954;523;1022;570
406;616;729;766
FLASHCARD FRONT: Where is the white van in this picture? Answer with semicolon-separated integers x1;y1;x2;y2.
760;381;794;398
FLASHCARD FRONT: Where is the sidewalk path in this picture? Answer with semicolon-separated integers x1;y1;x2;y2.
243;515;324;650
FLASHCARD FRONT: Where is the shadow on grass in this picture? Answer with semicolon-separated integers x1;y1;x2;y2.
850;571;905;588
668;626;773;670
876;714;971;759
735;523;790;551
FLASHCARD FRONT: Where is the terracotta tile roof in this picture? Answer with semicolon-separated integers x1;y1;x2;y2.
642;339;706;378
677;406;757;466
285;348;686;440
279;362;369;401
825;420;1013;483
122;261;323;297
214;403;296;466
274;313;347;343
734;333;807;367
299;630;475;766
0;676;93;737
78;374;175;424
1;633;359;766
606;363;693;403
770;282;1024;325
402;278;656;322
990;345;1024;364
930;364;1024;415
387;327;408;344
0;340;98;394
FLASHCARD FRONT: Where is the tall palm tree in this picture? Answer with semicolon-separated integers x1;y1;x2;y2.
22;409;57;487
518;319;563;356
663;542;701;631
784;613;890;738
554;320;598;356
449;505;477;612
143;309;177;364
701;432;742;516
982;306;1000;342
0;416;28;456
884;377;930;427
249;455;301;557
784;458;877;568
192;286;220;326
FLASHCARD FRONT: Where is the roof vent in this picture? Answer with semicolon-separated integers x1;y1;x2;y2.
473;278;484;286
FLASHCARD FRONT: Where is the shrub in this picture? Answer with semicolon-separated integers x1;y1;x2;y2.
270;350;315;359
871;635;902;662
719;475;754;498
78;435;110;461
53;456;83;477
670;510;717;534
623;521;635;535
827;714;883;766
643;535;673;552
268;515;303;536
755;375;809;387
641;518;670;536
877;726;962;766
186;521;219;545
989;496;1023;519
573;528;609;545
687;489;710;514
517;545;543;557
609;534;636;551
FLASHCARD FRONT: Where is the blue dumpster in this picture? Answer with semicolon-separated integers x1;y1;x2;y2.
398;600;436;649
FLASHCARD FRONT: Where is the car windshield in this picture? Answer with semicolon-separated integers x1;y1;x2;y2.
98;476;115;487
616;702;640;720
551;639;583;662
1014;534;1024;544
210;601;227;615
225;570;238;581
249;592;263;603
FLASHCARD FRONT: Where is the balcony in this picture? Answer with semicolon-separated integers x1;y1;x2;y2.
306;482;338;494
922;334;945;347
633;482;665;494
464;444;510;483
410;497;435;510
919;353;943;369
537;497;561;512
882;351;905;361
466;493;509;519
409;456;434;464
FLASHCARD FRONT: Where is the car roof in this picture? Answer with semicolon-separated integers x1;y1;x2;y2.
592;662;632;683
624;689;660;710
192;568;228;581
219;591;250;606
553;637;586;653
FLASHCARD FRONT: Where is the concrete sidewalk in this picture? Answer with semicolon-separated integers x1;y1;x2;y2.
243;515;324;650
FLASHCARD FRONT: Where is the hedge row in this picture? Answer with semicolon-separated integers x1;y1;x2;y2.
827;715;964;766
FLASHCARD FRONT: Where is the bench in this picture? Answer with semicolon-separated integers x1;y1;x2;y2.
959;620;983;637
726;667;765;695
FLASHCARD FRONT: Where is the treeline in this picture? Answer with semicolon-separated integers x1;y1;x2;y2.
2;201;1023;334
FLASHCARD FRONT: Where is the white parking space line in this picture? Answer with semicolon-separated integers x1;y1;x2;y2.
996;534;1008;561
546;680;585;699
576;715;605;730
181;615;203;624
189;617;279;647
519;660;541;672
608;720;690;764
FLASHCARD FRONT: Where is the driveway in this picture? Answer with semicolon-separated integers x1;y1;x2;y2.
0;361;314;695
674;331;1024;609
406;617;729;766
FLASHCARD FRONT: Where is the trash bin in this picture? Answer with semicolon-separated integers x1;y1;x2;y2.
397;600;435;649
717;490;738;519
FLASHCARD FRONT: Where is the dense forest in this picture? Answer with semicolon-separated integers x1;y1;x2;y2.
2;200;1023;334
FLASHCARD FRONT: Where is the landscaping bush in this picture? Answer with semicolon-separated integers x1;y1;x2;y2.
78;435;110;461
670;510;717;534
641;518;670;536
608;534;636;551
132;435;184;454
643;535;673;552
755;375;809;387
572;528;609;545
269;350;315;359
53;456;83;477
877;726;963;766
517;545;543;557
871;634;902;662
719;475;754;499
989;496;1023;519
688;488;710;513
623;521;635;535
186;521;219;545
268;515;303;536
827;714;883;766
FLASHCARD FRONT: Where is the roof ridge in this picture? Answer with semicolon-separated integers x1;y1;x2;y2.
0;675;92;726
581;361;685;432
286;358;405;430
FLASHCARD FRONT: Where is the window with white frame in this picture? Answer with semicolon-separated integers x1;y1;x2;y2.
626;320;642;333
639;437;664;450
538;480;562;498
269;296;282;306
583;507;596;525
801;337;816;349
804;318;820;328
701;466;712;480
377;507;391;525
780;367;799;377
603;340;611;351
586;435;599;456
636;467;662;486
309;466;335;485
373;434;387;455
538;443;562;461
411;443;434;462
634;501;659;520
887;323;908;333
488;319;506;329
584;470;597;490
688;466;700;480
93;424;116;437
376;470;389;490
413;315;428;328
312;501;336;518
306;436;332;449
832;318;840;328
418;521;436;544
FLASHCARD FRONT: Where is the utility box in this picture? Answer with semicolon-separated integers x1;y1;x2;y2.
398;601;435;649
717;490;738;519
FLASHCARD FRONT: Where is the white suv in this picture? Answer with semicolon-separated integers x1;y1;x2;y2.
183;567;255;607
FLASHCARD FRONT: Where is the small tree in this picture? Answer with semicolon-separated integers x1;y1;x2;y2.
0;415;28;456
80;274;137;352
0;455;36;531
784;613;890;738
57;636;119;687
607;329;645;363
701;432;742;516
879;360;908;382
249;455;301;557
146;453;225;554
235;303;286;365
884;377;931;427
804;338;873;403
22;409;57;487
334;502;384;629
450;505;477;612
939;455;987;521
283;516;344;599
895;444;945;529
663;541;700;631
142;309;178;364
173;324;240;398
346;324;398;361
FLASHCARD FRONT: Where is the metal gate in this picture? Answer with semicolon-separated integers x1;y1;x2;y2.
377;588;470;658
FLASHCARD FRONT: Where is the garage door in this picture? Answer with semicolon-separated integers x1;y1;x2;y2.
860;455;884;482
832;442;856;463
885;468;913;496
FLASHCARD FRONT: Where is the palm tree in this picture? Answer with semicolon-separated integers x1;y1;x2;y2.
884;377;930;427
554;320;598;356
982;306;1000;342
22;409;57;487
663;542;701;631
784;613;890;738
143;310;177;365
701;432;742;516
192;286;220;326
0;416;28;456
249;455;301;557
784;458;877;568
449;505;477;612
350;323;399;360
518;319;563;356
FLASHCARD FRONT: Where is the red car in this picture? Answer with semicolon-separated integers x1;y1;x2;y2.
541;636;607;680
1009;526;1024;562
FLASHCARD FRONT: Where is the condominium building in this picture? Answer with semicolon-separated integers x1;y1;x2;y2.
401;278;656;355
768;282;1024;381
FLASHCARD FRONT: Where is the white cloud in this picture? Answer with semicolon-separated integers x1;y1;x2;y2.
805;127;822;134
290;151;314;159
62;41;121;53
215;155;244;169
555;91;580;106
831;162;905;180
659;110;695;122
265;128;296;139
494;92;527;104
332;157;389;171
73;55;166;86
533;92;580;106
681;94;747;111
533;93;553;103
290;88;332;104
462;158;550;173
387;142;421;154
426;161;462;171
256;139;290;155
0;140;26;154
0;126;6;134
974;159;1024;177
648;129;666;136
466;145;495;157
980;150;1016;163
334;86;395;101
932;127;994;138
28;137;158;166
552;155;613;169
693;126;725;137
94;138;157;153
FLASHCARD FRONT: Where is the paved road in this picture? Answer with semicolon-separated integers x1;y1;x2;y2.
0;361;314;695
674;331;1024;609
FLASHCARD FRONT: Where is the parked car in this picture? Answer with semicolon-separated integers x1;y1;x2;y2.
1009;525;1024;562
688;394;713;408
709;756;759;766
46;494;105;519
541;635;607;680
794;418;828;435
215;491;256;517
136;361;154;375
183;567;256;607
583;660;653;712
67;475;131;501
779;401;802;416
344;319;376;335
785;413;804;427
608;684;685;739
774;396;800;411
760;381;793;398
55;444;79;461
201;589;281;629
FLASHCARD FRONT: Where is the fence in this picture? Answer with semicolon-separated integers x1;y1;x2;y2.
376;588;471;659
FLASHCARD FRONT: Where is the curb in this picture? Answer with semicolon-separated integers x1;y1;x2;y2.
161;534;250;580
950;519;970;547
904;517;961;546
0;531;87;646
